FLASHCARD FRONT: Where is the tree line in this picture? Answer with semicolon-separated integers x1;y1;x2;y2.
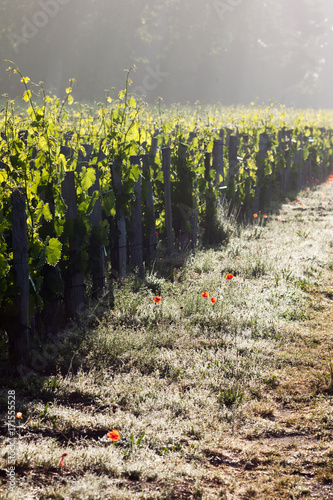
0;0;333;107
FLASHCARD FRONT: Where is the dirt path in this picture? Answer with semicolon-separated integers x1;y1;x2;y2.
210;295;333;499
200;201;333;498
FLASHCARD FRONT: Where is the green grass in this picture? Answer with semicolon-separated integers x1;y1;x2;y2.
1;184;333;498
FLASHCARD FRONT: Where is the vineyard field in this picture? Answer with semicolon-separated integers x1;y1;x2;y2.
1;69;333;368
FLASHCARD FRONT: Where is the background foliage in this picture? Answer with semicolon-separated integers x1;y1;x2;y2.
1;0;333;107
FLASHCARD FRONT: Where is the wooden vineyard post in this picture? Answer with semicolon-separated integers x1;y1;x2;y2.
187;133;198;247
150;136;158;159
213;137;224;188
162;147;174;253
227;135;238;217
319;152;324;184
192;146;198;248
278;129;286;195
242;134;252;221
225;128;232;150
178;143;193;250
318;129;326;183
64;131;74;145
111;161;127;280
204;152;216;226
60;145;74;166
129;156;144;277
297;133;304;191
253;133;269;214
9;188;30;368
192;201;198;248
141;154;157;262
264;133;273;208
326;130;332;178
322;130;333;180
88;165;105;297
61;171;85;321
305;152;312;187
284;130;292;193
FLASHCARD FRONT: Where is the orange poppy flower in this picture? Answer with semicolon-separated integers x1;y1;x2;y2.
60;453;68;467
153;296;162;303
306;187;310;191
108;430;120;441
16;412;22;419
201;292;209;298
253;213;258;218
263;214;267;219
211;297;217;303
226;273;233;280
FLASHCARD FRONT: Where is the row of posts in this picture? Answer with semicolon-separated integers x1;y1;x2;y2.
2;127;332;366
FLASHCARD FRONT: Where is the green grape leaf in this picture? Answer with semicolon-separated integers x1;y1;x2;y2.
80;167;96;191
0;170;7;184
45;238;62;266
86;190;99;215
35;201;52;223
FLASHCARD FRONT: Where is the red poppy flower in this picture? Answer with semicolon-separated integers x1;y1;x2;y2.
153;296;162;303
179;306;184;309
108;430;120;441
211;297;217;303
226;274;233;280
60;453;68;467
201;292;209;298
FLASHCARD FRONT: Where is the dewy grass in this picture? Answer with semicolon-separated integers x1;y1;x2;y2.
1;183;333;498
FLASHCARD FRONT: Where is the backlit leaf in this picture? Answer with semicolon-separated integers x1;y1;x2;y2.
45;238;62;266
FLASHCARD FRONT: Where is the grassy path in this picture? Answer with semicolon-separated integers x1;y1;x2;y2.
208;279;333;499
1;181;333;499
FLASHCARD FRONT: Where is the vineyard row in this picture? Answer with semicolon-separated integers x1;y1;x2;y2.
1;124;333;369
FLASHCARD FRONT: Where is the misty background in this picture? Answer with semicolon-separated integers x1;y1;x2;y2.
1;0;333;108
